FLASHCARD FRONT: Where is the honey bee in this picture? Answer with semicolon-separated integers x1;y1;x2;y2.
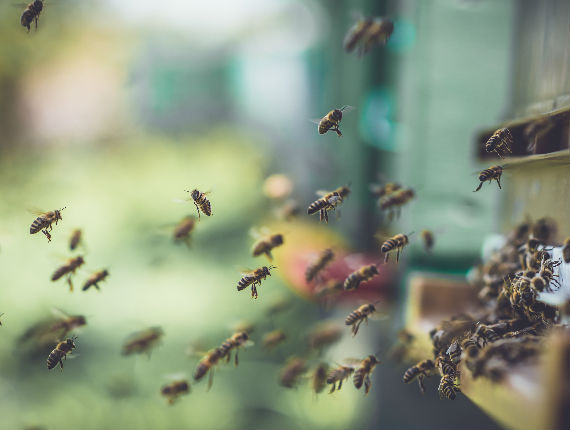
51;256;85;292
438;373;459;399
379;188;415;219
30;207;65;242
402;359;436;394
48;309;86;338
263;330;286;351
307;322;342;353
218;331;250;366
122;327;164;356
484;128;513;158
186;189;212;220
369;182;401;199
361;18;394;54
421;230;435;252
474;165;504;192
315;105;355;137
343;17;374;52
311;363;329;394
326;365;355;393
563;237;570;263
193;348;223;389
279;357;306;388
344;16;394;55
251;232;284;261
161;380;190;405
381;233;410;262
345;303;378;336
343;264;379;291
173;216;196;247
353;355;380;395
307;187;349;223
69;229;82;251
21;0;43;32
237;266;276;299
436;354;457;377
82;269;109;292
305;248;335;282
47;337;76;370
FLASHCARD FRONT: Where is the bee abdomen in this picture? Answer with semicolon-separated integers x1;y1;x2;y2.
51;266;69;281
47;349;62;370
345;311;361;326
30;217;46;234
307;199;326;215
438;376;457;400
402;366;419;383
193;361;210;380
343;273;360;290
353;369;365;389
237;276;254;291
381;239;396;253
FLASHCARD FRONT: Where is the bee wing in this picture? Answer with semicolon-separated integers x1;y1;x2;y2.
342;358;362;367
369;312;389;321
28;207;48;216
50;307;71;320
243;340;255;348
163;372;188;381
343;253;370;271
309;118;322;125
315;190;331;197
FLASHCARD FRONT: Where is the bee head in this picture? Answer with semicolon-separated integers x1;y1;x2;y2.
35;0;43;9
271;234;284;246
55;207;66;221
266;265;277;275
76;256;85;265
365;303;376;313
67;337;77;348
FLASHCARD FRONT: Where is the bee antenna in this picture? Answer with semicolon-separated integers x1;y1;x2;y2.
407;231;416;237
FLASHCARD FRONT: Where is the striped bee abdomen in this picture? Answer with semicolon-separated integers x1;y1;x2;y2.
51;266;70;281
344;310;362;326
46;349;63;369
353;369;365;389
237;275;254;291
438;375;457;399
307;198;327;215
381;238;397;253
30;216;47;234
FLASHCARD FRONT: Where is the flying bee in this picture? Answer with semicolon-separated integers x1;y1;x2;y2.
421;230;435;252
186;189;212;220
345;303;381;336
218;331;250;366
47;337;76;370
82;269;109;292
311;363;329;394
51;256;85;292
343;264;379;291
30;207;65;242
69;229;83;251
369;182;401;199
379;188;415;219
403;359;436;394
343;16;374;52
193;348;223;389
48;309;86;338
381;233;411;263
263;330;286;351
305;248;335;283
438;374;459;400
484;128;513;158
173;216;196;247
122;327;164;356
251;231;284;261
361;18;394;54
353;355;380;395
307;187;348;223
237;266;276;299
326;365;355;393
474;165;504;192
279;357;306;388
307;322;342;353
563;237;570;263
314;105;355;137
20;0;43;32
161;380;190;405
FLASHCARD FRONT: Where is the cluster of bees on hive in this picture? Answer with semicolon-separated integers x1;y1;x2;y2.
402;218;570;399
11;1;570;408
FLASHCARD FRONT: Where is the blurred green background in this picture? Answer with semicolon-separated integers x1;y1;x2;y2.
0;0;551;428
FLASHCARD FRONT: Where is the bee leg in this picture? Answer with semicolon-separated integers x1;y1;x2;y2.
59;359;64;370
396;248;400;262
364;376;371;395
496;177;502;189
194;202;201;220
384;253;389;263
338;380;343;390
226;353;231;363
418;375;425;394
333;127;342;137
207;370;214;391
42;229;52;242
473;182;483;192
235;350;239;367
67;276;74;292
329;383;335;394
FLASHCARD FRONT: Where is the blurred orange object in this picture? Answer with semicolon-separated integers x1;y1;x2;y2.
270;220;396;304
